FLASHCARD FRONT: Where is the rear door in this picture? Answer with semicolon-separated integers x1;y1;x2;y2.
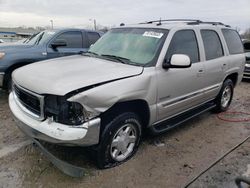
156;29;206;121
86;32;101;46
47;31;87;58
200;29;229;101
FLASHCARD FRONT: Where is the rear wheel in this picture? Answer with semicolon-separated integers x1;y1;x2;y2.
96;112;142;169
214;79;234;112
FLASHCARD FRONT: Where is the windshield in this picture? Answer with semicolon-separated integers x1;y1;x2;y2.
88;28;168;66
24;31;56;45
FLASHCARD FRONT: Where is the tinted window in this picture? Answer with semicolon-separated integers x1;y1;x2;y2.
222;29;244;54
201;30;223;60
166;30;199;63
54;31;82;48
87;32;100;45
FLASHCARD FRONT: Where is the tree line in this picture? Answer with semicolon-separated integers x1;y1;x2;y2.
241;28;250;40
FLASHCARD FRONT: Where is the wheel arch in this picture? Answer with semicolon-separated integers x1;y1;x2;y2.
224;72;238;87
100;99;150;132
3;62;30;88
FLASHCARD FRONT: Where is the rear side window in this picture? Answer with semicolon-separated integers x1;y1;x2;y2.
87;32;100;45
54;31;83;48
222;29;244;54
201;30;224;60
166;30;199;63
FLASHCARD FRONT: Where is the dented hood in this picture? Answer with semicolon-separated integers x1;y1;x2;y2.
13;55;143;95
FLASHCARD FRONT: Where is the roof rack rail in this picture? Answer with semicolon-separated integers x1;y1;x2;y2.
139;19;231;27
140;19;201;25
187;21;231;27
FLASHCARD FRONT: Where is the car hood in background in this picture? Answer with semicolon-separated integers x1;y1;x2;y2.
0;43;34;53
13;55;143;96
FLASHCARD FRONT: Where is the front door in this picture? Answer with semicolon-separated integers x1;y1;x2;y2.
47;31;87;59
156;29;206;121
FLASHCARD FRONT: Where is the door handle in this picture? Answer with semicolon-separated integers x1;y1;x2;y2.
197;69;204;77
222;63;227;70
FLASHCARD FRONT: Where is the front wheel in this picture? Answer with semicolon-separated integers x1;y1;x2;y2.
96;112;142;169
214;79;234;113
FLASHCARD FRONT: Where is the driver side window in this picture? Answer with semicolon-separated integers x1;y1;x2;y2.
166;30;199;63
53;31;83;48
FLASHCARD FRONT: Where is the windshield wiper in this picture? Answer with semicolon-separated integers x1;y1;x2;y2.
100;54;142;66
100;54;131;64
24;32;39;43
82;51;99;56
35;33;44;45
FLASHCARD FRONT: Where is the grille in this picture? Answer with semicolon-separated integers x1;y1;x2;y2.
245;66;250;73
13;84;44;120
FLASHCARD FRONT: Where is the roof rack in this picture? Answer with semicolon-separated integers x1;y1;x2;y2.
139;19;231;27
140;19;201;25
187;21;231;27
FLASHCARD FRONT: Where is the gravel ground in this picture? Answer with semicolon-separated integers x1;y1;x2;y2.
0;81;249;188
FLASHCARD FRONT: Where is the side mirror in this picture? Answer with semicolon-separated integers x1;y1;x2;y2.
51;39;67;49
163;54;191;69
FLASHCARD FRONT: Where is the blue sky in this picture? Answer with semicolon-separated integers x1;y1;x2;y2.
0;0;249;31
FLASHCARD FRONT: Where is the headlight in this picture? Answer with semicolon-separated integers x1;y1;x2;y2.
0;52;5;59
45;95;86;125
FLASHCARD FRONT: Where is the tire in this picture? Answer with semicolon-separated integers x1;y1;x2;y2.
4;72;12;93
214;79;234;113
7;77;12;93
96;112;142;169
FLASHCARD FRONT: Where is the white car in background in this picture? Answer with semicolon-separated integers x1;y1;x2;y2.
242;40;250;79
0;39;4;44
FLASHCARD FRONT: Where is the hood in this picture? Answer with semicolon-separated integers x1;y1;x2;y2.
0;43;34;53
13;55;143;95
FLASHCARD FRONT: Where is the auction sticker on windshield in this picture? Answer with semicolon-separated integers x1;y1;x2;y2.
143;31;163;38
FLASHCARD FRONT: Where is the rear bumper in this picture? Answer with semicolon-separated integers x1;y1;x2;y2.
9;92;101;146
0;72;4;87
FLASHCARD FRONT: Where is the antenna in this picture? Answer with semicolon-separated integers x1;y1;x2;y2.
157;18;162;26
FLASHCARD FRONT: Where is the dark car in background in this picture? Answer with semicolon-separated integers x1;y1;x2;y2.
243;39;250;79
0;28;102;90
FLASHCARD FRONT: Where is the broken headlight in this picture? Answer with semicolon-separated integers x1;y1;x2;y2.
45;95;86;126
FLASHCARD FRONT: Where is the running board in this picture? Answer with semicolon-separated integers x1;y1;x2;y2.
150;102;216;134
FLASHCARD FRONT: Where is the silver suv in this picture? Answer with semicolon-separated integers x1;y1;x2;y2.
9;20;245;168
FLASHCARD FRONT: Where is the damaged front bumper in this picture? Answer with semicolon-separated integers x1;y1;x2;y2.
9;92;101;146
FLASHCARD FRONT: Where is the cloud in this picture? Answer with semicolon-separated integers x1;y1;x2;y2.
0;0;249;30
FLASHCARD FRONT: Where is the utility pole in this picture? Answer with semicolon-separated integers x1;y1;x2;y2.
94;19;97;31
50;20;54;30
89;18;97;31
